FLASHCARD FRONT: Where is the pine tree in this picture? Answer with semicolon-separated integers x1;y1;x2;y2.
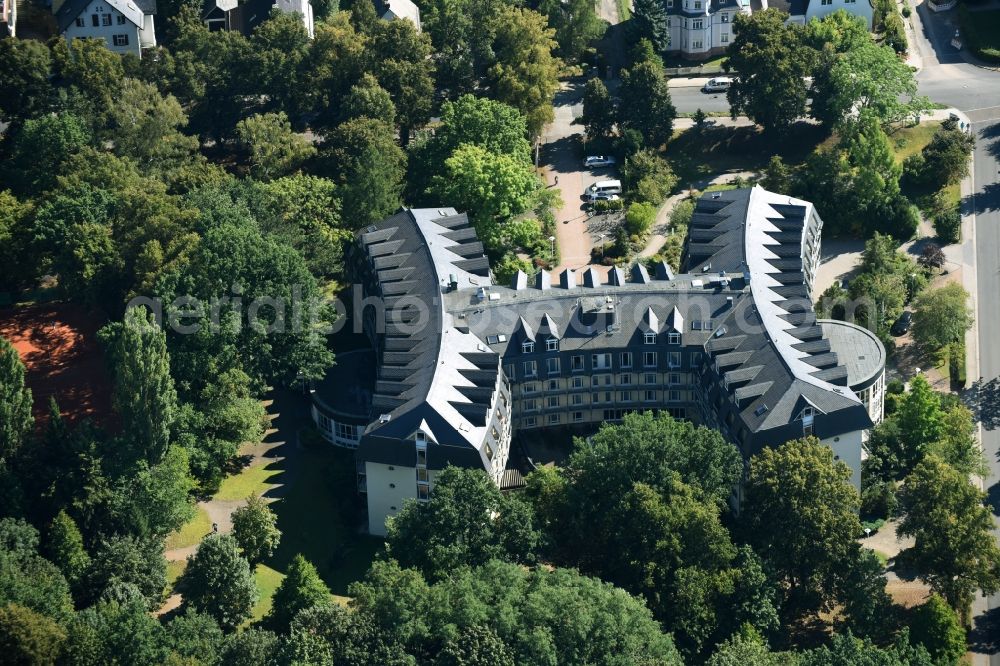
98;308;177;465
45;510;90;591
633;0;671;53
266;554;331;632
0;335;33;462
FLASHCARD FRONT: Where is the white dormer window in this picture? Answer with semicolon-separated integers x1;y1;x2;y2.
668;332;681;345
644;332;656;345
546;338;558;352
694;0;701;8
522;341;534;354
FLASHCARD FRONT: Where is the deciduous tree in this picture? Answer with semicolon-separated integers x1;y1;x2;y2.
235;112;316;181
618;60;676;148
266;554;331;632
912;283;973;351
183;534;258;631
231;494;281;565
581;77;614;141
0;336;33;463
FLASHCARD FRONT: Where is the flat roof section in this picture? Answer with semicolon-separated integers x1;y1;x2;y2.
819;320;886;392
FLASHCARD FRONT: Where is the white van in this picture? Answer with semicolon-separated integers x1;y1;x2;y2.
702;77;733;93
587;179;622;198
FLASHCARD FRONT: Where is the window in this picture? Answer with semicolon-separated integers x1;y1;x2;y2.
547;396;560;409
644;332;656;344
668;332;681;345
546;338;558;352
524;382;538;394
522;341;534;354
601;374;613;386
523;360;537;378
547;379;559;391
721;12;729;22
592;353;612;370
416;468;428;482
667;0;673;6
644;390;657;402
721;34;729;43
523;398;538;412
572;393;584;406
692;19;703;29
644;352;657;368
417;484;430;501
116;14;126;23
546;357;560;375
644;373;657;385
524;416;537;427
620;352;633;368
691;352;703;367
620;373;632;386
91;14;99;26
669;352;682;368
694;0;701;7
485;443;494;460
571;355;584;372
821;0;832;4
102;13;112;25
620;391;633;402
573;411;584;423
572;376;585;389
504;364;515;381
669;389;682;402
75;17;85;26
693;40;703;48
592;392;602;404
669;373;681;385
547;413;560;425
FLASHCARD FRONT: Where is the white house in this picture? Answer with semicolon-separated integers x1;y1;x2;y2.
201;0;314;38
55;0;156;57
375;0;420;31
1;0;16;37
769;0;874;28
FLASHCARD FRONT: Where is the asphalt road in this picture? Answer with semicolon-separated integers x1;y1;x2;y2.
670;85;733;114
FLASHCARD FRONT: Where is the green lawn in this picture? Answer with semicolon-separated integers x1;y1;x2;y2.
165;560;187;595
264;442;383;596
889;120;962;211
250;563;286;623
165;506;212;551
214;458;281;501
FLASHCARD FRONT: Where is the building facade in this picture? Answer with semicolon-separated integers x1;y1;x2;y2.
56;0;156;57
201;0;314;38
312;187;886;535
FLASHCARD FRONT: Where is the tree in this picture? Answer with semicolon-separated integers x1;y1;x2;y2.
45;510;91;592
799;631;934;665
725;10;812;134
918;244;946;270
231;494;281;564
340;73;396;124
386;466;540;580
622;149;677;204
0;336;33;463
0;520;73;622
625;203;657;236
266;554;331;632
183;534;258;631
618;60;676;148
912;283;973;351
368;17;436;137
320;117;406;227
219;628;282;666
913;120;975;189
633;0;671;53
235;112;316;180
898;455;1000;619
932;403;987;478
85;535;167;609
742;437;862;612
436;625;515;666
539;0;605;64
106;78;199;173
0;604;67;666
910;594;966;664
289;603;413;666
0;39;53;123
99;307;178;466
849;272;907;335
838;548;894;641
6;113;90;193
893;375;944;471
349;559;683;665
581;77;616;140
488;7;562;137
707;626;784;666
820;39;925;128
432;143;538;244
165;609;224;664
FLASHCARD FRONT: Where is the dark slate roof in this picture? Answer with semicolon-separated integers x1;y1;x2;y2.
57;0;146;30
356;209;502;465
766;0;808;15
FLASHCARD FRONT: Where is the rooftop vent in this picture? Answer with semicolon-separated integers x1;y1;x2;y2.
754;405;769;417
378;413;392;423
711;192;722;199
714;326;727;337
367;225;376;233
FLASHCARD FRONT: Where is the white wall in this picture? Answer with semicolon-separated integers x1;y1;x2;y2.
365;462;418;536
805;0;873;28
822;429;863;492
62;0;147;56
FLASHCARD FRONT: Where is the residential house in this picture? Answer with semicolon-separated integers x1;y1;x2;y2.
1;0;15;37
55;0;156;57
375;0;420;31
202;0;314;38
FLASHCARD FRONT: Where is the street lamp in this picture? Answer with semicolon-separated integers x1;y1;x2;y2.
549;235;556;257
597;233;606;258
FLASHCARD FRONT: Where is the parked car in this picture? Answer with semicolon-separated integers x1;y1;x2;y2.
890;311;913;336
588;192;620;203
586;179;622;197
583;155;616;168
702;77;733;93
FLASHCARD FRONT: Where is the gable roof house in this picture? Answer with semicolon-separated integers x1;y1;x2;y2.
375;0;420;31
202;0;314;38
1;0;15;37
55;0;156;57
766;0;874;28
311;187;886;535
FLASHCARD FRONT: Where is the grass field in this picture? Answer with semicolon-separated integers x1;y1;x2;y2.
165;506;212;551
165;560;187;596
264;442;382;596
889;120;962;211
214;457;282;501
250;563;286;623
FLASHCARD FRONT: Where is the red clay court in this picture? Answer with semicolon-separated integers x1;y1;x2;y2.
0;303;112;428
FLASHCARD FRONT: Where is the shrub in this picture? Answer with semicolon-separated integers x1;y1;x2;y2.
901;4;911;17
625;203;657;236
933;207;961;244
